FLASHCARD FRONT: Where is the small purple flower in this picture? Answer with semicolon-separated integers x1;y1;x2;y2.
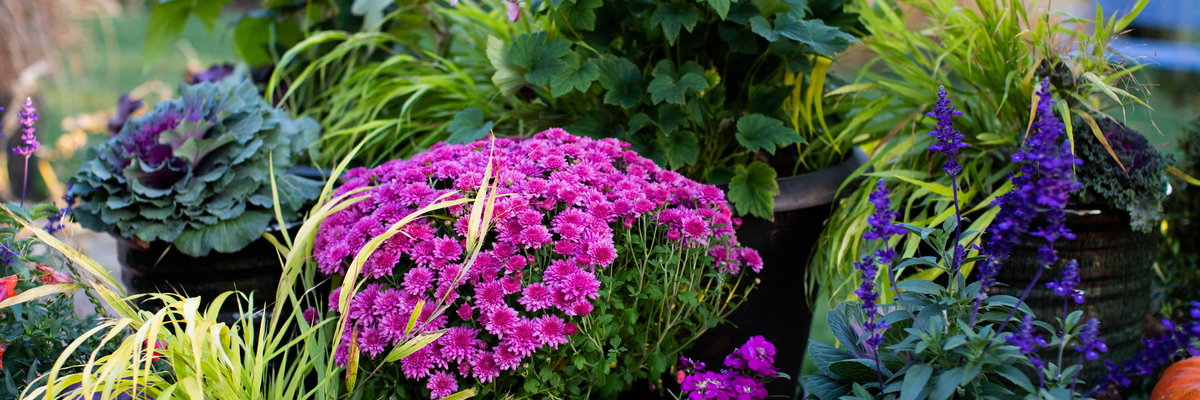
737;336;777;378
46;183;76;234
1075;318;1108;360
679;356;706;374
681;370;732;400
1006;315;1047;354
1046;259;1084;304
13;98;39;157
926;85;968;175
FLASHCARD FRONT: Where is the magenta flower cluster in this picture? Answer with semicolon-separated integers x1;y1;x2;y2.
315;128;759;398
678;336;777;400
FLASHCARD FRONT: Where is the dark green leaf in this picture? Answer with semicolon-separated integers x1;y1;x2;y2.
900;364;932;400
510;32;572;86
556;0;602;31
550;59;600;97
726;1;761;24
145;0;229;69
804;373;851;400
896;280;944;295
748;16;779;42
594;56;643;108
719;25;759;54
174;210;272;257
895;256;939;272
728;161;777;219
650;3;700;45
928;368;964;400
647;60;709;105
657;131;699;169
775;18;859;57
708;0;731;19
782;0;810;19
487;35;526;96
827;301;863;357
628;113;655;134
567;109;621;139
808;340;853;373
446;107;494;144
233;16;272;66
735;114;801;154
657;104;690;134
829;359;891;383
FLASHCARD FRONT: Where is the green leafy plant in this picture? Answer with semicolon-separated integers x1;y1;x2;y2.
0;203;113;399
1158;103;1200;321
473;0;862;218
68;79;322;257
811;0;1152;301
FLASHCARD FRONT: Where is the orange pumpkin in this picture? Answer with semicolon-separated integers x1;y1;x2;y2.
1152;357;1200;400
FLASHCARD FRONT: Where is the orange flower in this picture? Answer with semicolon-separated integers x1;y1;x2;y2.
0;342;6;369
35;264;71;284
0;275;17;302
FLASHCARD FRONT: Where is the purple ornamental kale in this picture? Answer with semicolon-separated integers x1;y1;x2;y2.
927;85;968;176
108;94;144;136
188;64;236;84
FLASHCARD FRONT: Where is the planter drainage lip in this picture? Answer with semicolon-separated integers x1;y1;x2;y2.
774;147;870;212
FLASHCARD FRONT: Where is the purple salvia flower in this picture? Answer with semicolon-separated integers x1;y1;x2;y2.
13;98;39;157
1007;314;1047;388
1075;318;1107;361
855;180;902;387
926;85;968;176
1096;301;1200;394
863;180;905;244
13;98;39;206
1046;259;1084;304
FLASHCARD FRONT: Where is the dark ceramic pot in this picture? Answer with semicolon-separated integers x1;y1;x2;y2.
991;206;1158;385
118;231;286;321
683;147;870;398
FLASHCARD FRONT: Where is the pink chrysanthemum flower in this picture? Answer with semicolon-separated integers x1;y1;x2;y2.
426;371;458;399
441;327;483;363
314;129;759;391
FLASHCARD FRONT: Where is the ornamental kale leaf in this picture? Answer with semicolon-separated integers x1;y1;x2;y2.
1073;117;1171;233
69;80;322;257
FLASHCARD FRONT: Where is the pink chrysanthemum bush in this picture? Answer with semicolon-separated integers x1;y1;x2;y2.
314;129;762;398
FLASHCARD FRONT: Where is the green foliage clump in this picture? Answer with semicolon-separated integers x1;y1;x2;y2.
478;0;862;218
810;0;1152;301
1073;117;1170;233
0;204;112;399
69;80;322;257
1158;107;1200;319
